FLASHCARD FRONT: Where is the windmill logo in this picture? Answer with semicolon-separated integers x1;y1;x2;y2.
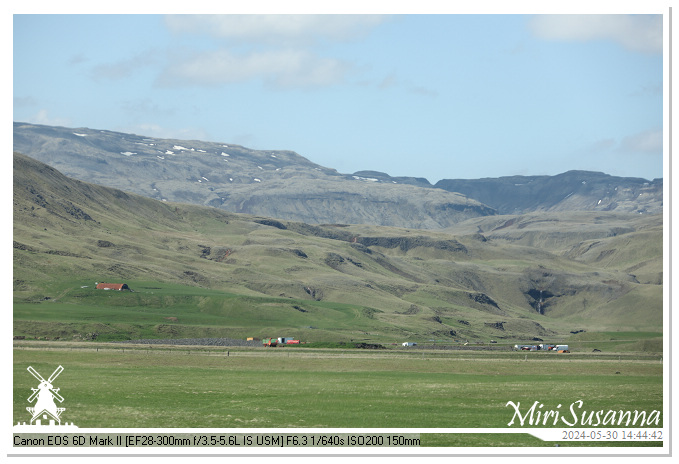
14;365;78;429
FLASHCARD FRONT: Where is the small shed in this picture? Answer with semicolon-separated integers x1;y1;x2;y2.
96;283;130;291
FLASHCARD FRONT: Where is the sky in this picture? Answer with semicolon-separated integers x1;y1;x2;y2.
12;4;668;183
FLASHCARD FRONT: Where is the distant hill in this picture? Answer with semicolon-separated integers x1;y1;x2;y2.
13;122;495;229
14;122;661;228
14;152;662;342
435;171;662;215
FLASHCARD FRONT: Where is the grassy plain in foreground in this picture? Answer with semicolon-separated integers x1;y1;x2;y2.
13;343;662;447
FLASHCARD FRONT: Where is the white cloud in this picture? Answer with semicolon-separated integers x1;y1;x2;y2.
159;48;350;88
589;138;617;153
68;53;89;66
91;50;158;81
378;74;397;90
408;84;438;98
158;14;389;89
376;74;437;97
28;109;71;127
530;14;662;54
164;14;388;45
619;129;663;154
629;82;663;98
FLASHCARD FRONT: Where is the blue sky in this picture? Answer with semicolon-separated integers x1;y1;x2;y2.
12;7;667;182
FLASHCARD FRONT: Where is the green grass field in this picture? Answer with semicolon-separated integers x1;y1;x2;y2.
13;280;664;352
13;342;663;447
13;280;393;343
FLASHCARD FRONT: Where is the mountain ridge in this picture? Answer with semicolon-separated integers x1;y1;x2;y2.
14;122;662;228
13;122;495;229
435;170;662;215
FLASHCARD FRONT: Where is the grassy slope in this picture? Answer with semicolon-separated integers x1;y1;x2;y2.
13;152;663;344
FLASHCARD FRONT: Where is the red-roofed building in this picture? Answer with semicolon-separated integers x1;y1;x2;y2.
95;283;130;291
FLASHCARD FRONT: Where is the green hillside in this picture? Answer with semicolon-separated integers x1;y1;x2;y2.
13;152;663;345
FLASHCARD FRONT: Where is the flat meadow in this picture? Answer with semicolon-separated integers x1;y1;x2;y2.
12;342;663;447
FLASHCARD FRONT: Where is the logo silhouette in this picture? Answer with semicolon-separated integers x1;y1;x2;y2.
26;365;66;425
